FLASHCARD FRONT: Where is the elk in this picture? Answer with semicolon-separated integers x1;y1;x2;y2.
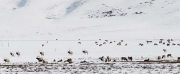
139;43;143;46
160;39;164;41
16;52;20;56
99;44;102;46
95;42;98;44
144;59;150;62
58;59;63;62
163;49;167;53
159;41;162;44
157;56;161;60
36;56;43;62
109;41;112;44
43;60;48;64
103;42;106;44
128;57;132;61
125;43;127;46
40;51;44;56
121;57;128;61
177;44;180;46
167;54;172;57
167;44;170;46
105;56;111;62
105;40;108;42
10;52;14;56
172;43;176;45
162;55;166;59
82;49;88;55
64;58;73;64
163;42;165;45
68;49;73;55
171;39;173;41
42;44;44;47
121;40;123;42
154;43;158;45
78;42;81;44
4;58;10;63
99;39;101;40
53;59;56;62
99;56;105;61
178;57;180;60
117;42;121;46
146;41;152;44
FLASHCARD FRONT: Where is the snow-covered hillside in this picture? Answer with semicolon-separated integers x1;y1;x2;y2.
0;0;180;39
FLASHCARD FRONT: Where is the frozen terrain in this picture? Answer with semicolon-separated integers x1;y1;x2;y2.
1;0;180;73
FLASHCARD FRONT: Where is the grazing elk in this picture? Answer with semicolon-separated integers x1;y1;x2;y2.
40;51;44;56
139;43;143;46
154;43;158;45
167;54;172;57
163;49;167;53
157;56;161;60
58;59;63;62
99;44;102;46
159;41;162;44
172;43;176;45
16;52;20;56
99;56;105;61
64;58;73;64
105;56;111;62
144;59;150;62
78;42;81;44
128;57;132;61
105;40;108;42
162;55;166;59
82;50;88;55
68;50;73;55
103;42;106;44
121;57;128;61
10;52;14;56
4;58;10;63
117;42;121;46
36;56;43;62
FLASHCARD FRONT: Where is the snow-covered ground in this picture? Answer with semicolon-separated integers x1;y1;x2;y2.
1;0;180;73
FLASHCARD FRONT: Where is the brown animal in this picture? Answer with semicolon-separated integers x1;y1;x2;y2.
144;59;150;62
117;42;121;46
109;41;112;44
40;52;44;56
154;43;158;45
163;49;167;53
125;43;127;46
171;39;173;41
42;44;44;47
4;58;10;63
167;54;172;57
99;44;102;46
159;41;162;44
95;42;98;44
16;52;20;56
167;44;170;46
178;57;180;60
146;41;152;44
10;52;14;56
162;55;166;59
139;43;143;46
43;60;48;64
160;39;164;41
36;56;43;62
103;42;106;44
78;42;81;44
172;43;176;45
99;39;101;40
53;59;56;62
99;56;105;61
128;57;132;61
177;44;180;46
68;50;73;55
105;40;108;42
58;59;63;62
121;57;128;61
105;56;111;62
163;42;165;44
121;40;124;42
157;56;161;60
64;58;73;64
82;50;88;55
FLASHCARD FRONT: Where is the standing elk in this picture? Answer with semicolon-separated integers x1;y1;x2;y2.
177;44;180;46
172;43;176;45
121;40;124;42
167;44;170;46
10;52;14;56
43;60;48;64
40;51;44;56
167;54;172;57
163;42;165;45
82;50;88;55
103;42;106;44
121;57;128;61
117;42;121;46
125;43;127;46
16;52;20;56
64;58;73;64
4;58;10;63
99;44;102;46
42;44;44;47
105;56;111;62
128;57;132;61
58;59;63;62
160;39;164;41
159;41;162;44
68;50;73;55
162;55;166;59
178;57;180;60
109;41;112;44
95;42;98;44
146;41;152;44
105;40;108;42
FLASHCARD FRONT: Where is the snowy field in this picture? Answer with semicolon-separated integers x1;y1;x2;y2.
1;0;180;73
